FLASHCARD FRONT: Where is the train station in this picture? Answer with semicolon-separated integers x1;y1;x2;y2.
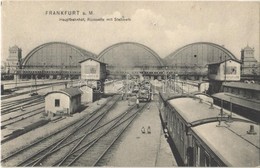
1;1;260;167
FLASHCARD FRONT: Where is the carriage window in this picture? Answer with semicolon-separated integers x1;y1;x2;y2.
171;113;174;133
195;144;201;166
177;118;180;134
200;148;206;167
173;114;176;128
180;123;184;141
205;151;210;167
168;112;172;133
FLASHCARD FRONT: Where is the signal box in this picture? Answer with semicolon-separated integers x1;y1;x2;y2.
79;58;107;80
208;59;241;81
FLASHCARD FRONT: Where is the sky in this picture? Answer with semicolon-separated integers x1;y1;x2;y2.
1;1;260;63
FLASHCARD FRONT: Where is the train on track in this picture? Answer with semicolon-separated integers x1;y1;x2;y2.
137;80;152;102
159;93;259;167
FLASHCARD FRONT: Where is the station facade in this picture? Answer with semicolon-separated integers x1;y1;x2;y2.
3;41;259;81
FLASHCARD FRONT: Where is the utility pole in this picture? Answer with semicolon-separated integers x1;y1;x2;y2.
15;62;18;88
15;70;17;88
230;97;232;117
69;56;73;87
43;63;46;79
165;66;168;88
174;74;176;93
224;55;227;83
69;56;72;80
35;75;37;94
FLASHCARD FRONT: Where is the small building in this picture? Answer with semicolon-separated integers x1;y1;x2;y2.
207;59;241;94
79;58;107;81
208;59;241;81
80;85;102;103
45;87;82;116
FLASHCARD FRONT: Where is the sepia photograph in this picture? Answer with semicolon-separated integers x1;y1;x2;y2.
1;1;259;167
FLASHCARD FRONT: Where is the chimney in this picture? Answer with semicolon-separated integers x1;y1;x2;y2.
209;102;214;109
247;125;257;135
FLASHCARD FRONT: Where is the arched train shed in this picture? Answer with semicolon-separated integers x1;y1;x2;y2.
21;42;96;79
163;42;240;79
98;42;164;67
97;42;164;79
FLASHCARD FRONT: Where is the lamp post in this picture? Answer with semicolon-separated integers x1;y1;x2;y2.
165;66;168;87
230;97;232;117
35;75;37;94
224;55;227;83
60;63;64;80
71;61;74;87
69;56;72;81
15;62;19;88
42;63;45;79
174;74;177;93
15;69;17;88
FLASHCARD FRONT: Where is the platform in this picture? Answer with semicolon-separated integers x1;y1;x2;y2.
106;100;177;167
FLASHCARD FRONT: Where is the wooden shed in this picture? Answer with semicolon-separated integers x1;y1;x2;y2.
80;85;103;103
45;87;82;116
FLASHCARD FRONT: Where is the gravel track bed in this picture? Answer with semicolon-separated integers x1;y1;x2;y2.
72;103;147;167
1;98;110;165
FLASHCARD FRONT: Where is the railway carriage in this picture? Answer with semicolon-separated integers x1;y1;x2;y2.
190;121;259;167
159;92;259;167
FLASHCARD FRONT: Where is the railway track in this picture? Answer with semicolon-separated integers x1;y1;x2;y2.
1;96;41;107
1;95;120;167
20;95;122;167
1;97;44;115
1;106;45;129
72;102;149;167
28;102;148;167
1;81;72;100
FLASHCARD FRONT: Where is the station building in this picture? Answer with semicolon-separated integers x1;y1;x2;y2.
7;41;257;82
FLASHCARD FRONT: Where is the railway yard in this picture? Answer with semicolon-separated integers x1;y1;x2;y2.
1;79;177;167
1;78;259;167
2;2;260;166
